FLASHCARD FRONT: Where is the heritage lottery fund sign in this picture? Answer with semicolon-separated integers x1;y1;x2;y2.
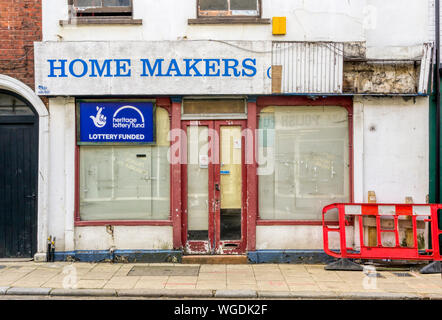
79;102;155;143
34;41;272;95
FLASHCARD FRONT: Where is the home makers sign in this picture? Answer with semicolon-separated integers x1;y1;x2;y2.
34;41;272;96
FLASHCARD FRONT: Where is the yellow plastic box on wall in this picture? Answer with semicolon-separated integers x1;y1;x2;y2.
272;17;286;35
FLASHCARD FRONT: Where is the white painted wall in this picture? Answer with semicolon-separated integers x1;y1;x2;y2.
47;97;75;252
365;0;428;59
256;226;354;250
42;0;428;59
75;226;173;251
358;96;429;204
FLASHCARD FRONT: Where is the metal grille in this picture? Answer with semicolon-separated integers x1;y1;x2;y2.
366;272;384;278
272;42;343;94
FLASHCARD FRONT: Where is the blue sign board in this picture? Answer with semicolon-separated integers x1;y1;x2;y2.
79;101;155;144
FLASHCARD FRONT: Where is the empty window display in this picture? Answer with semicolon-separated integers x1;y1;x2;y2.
258;106;350;220
78;107;170;221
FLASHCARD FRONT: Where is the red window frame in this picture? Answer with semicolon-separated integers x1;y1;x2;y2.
254;96;354;227
74;98;173;227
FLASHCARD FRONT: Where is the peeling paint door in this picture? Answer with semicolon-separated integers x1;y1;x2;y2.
0;92;38;258
182;120;247;254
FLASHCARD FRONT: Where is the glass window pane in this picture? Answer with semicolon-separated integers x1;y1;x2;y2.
75;0;102;7
220;126;242;240
230;0;257;10
187;125;209;240
79;107;170;221
0;93;34;116
258;106;349;221
75;0;131;8
183;99;245;114
102;0;131;6
199;0;228;10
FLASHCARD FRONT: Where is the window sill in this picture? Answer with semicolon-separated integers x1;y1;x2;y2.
75;220;172;227
188;17;271;25
59;17;142;26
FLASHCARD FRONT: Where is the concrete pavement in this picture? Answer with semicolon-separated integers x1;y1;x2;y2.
0;261;441;299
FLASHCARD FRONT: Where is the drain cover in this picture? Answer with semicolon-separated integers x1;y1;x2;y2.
366;273;384;278
127;266;200;276
393;272;413;277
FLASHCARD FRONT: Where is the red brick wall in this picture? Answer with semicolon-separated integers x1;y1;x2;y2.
0;0;42;90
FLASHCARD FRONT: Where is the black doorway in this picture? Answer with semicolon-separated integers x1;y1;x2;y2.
0;90;39;258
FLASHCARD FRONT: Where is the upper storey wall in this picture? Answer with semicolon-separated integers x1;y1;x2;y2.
42;0;428;59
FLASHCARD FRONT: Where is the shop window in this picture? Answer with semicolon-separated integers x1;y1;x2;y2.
198;0;260;17
258;106;350;221
189;0;270;24
79;107;170;221
71;0;132;17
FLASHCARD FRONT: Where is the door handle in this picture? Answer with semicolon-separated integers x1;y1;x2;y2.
25;193;36;199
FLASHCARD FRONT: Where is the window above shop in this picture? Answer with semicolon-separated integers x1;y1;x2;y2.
61;0;142;26
73;0;132;16
182;98;247;120
188;0;270;25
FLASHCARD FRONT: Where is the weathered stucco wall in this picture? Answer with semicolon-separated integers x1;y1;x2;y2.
343;62;420;94
357;96;429;204
256;226;354;250
75;226;173;251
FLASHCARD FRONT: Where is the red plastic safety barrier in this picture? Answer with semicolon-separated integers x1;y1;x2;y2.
322;203;442;261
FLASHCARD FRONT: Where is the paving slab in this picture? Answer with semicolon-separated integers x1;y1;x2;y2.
290;291;338;299
0;262;440;299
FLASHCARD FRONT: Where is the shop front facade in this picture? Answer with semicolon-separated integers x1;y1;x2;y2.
33;0;432;262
